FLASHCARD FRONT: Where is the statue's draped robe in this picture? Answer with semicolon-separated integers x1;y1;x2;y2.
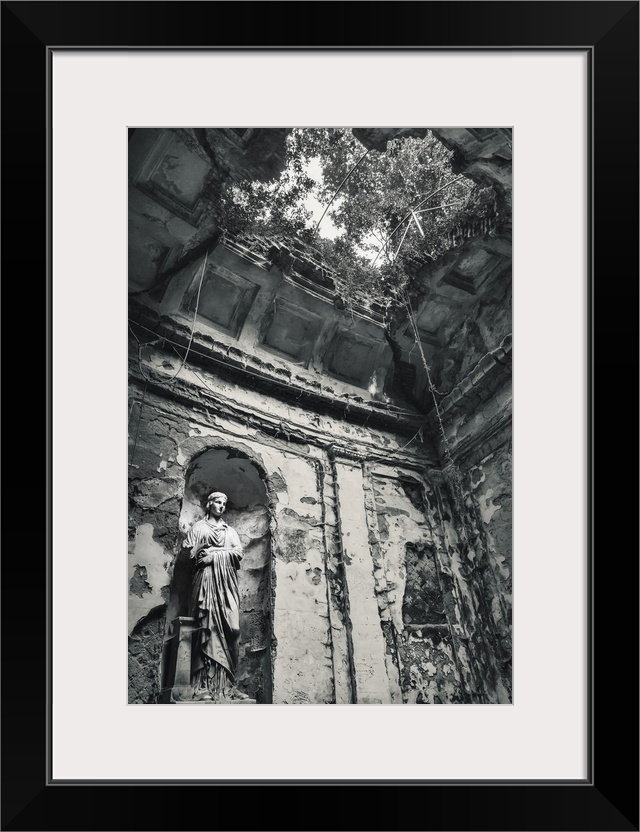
184;519;243;692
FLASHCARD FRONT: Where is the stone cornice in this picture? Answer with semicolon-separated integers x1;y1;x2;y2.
437;334;511;424
128;372;437;470
425;334;511;467
219;234;388;325
128;293;432;436
448;409;511;468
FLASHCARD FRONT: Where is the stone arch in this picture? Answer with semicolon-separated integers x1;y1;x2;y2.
164;443;277;703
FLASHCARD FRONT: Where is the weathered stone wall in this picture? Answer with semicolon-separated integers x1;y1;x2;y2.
127;127;512;705
362;457;512;705
128;605;166;704
467;440;512;684
364;470;468;703
428;470;512;703
128;348;440;704
428;247;511;395
128;128;290;292
427;355;513;703
128;347;512;704
129;394;331;703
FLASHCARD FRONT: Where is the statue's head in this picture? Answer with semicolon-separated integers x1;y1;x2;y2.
206;491;228;517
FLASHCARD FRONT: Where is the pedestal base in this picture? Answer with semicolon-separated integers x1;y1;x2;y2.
163;616;258;704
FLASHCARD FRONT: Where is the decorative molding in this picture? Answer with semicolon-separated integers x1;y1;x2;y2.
449;411;511;468
260;296;325;368
129;308;427;439
437;333;512;423
182;262;259;339
133;131;212;227
128;369;436;470
324;329;385;389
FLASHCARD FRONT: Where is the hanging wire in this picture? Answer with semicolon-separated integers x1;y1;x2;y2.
371;175;466;266
179;351;426;463
395;425;424;453
313;149;371;234
163;250;209;385
392;219;413;262
401;287;469;506
401;287;454;468
413;200;463;215
128;323;162;384
131;321;424;420
130;251;209;388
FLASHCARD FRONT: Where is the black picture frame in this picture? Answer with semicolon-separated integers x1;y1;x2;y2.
2;2;637;830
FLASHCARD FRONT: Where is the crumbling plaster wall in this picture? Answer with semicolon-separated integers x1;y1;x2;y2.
128;350;511;704
128;128;291;293
129;393;331;704
428;250;511;395
128;126;513;705
144;243;397;406
128;352;436;704
364;470;468;704
427;362;512;703
428;469;512;704
466;439;512;682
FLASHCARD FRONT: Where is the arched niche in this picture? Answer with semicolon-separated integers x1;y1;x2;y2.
166;446;273;703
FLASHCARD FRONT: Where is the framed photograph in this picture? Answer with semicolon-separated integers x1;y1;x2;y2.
3;2;637;830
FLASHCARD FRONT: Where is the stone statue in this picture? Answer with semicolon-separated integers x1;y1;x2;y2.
184;491;248;701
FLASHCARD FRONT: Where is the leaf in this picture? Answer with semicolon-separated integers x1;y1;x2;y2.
219;128;498;310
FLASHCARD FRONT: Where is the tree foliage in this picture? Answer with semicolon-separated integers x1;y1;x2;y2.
218;128;497;310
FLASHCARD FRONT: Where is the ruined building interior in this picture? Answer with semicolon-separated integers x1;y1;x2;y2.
128;127;512;705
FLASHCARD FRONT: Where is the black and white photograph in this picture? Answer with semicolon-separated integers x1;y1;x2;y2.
3;0;636;822
128;127;513;705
